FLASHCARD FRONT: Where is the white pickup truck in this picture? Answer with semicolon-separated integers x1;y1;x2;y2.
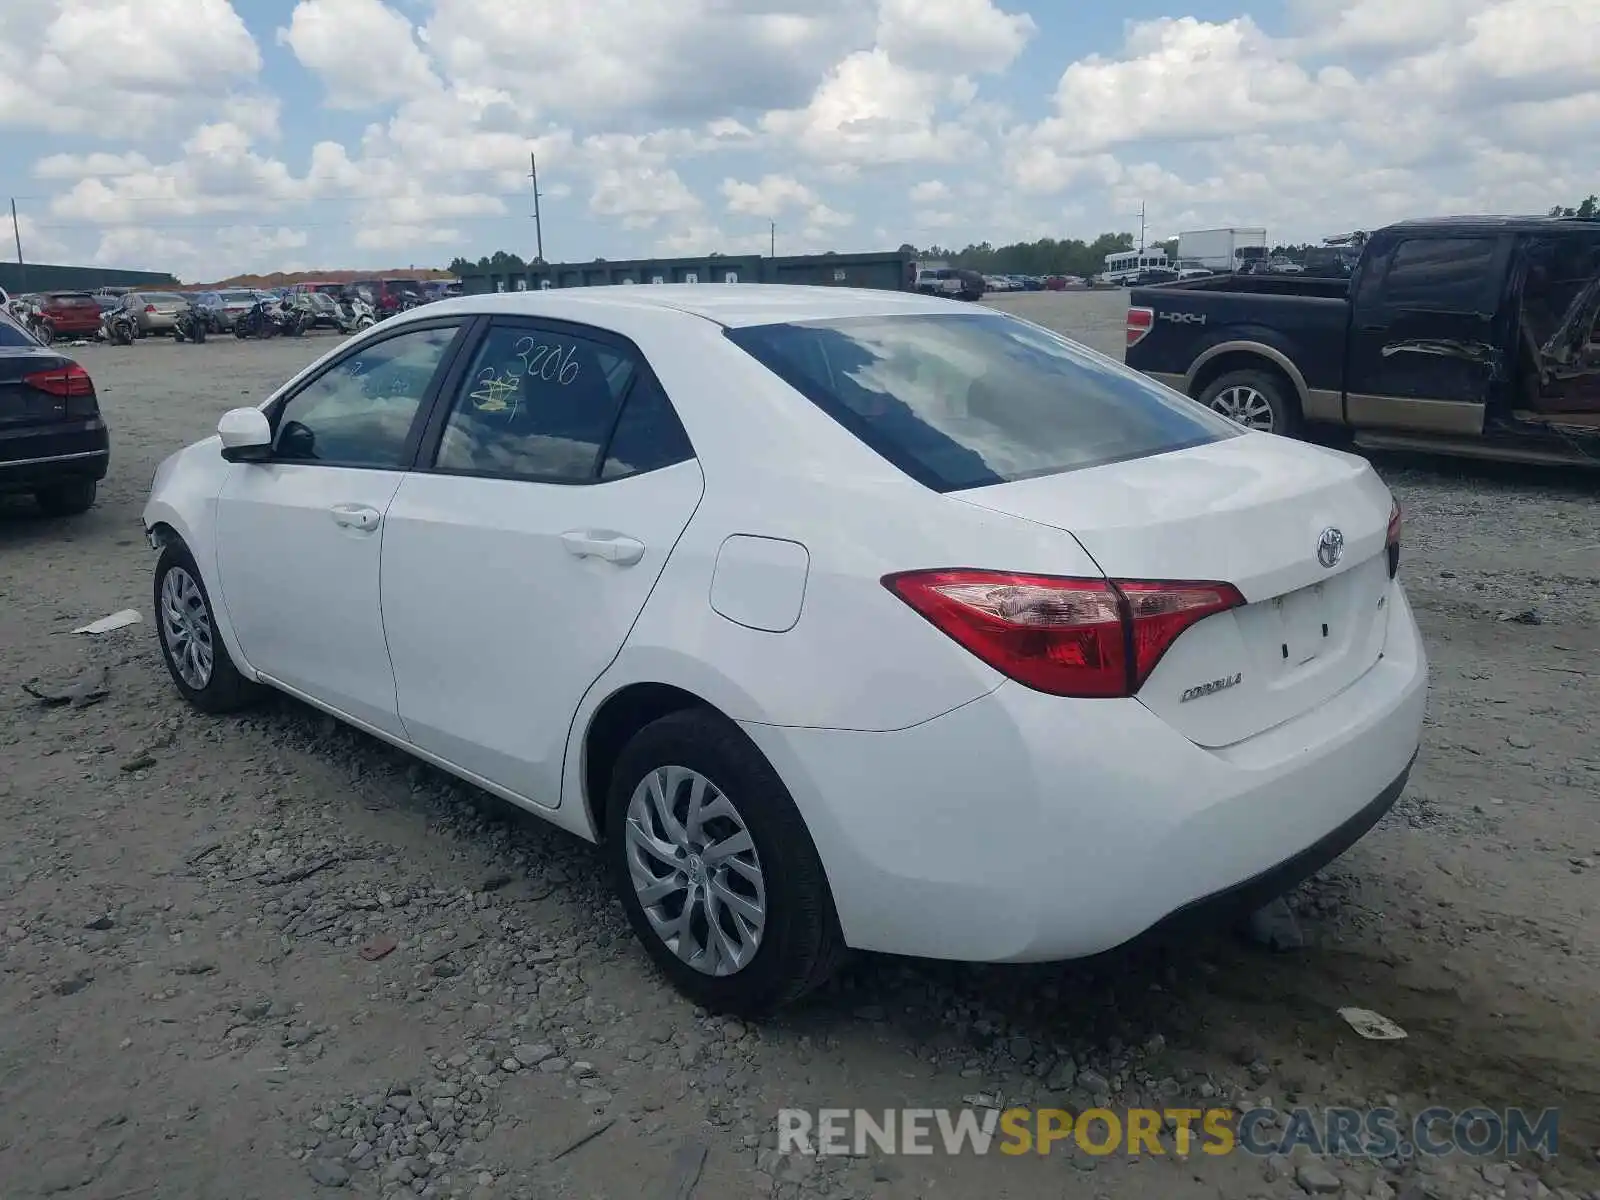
915;267;984;301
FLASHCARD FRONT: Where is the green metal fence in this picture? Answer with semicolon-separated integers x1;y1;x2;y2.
458;251;913;296
0;262;179;295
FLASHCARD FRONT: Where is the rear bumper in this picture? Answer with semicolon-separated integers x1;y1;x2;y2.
41;318;102;336
0;419;110;492
741;579;1428;963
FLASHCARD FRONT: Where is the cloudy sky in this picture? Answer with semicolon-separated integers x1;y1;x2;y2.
1;0;1594;280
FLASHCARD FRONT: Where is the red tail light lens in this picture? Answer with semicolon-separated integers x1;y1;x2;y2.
144;304;157;312
883;569;1245;698
1386;499;1401;578
1126;306;1154;348
1116;581;1246;684
23;363;95;398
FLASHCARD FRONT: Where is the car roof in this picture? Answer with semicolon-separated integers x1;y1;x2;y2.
1380;215;1600;236
422;284;970;330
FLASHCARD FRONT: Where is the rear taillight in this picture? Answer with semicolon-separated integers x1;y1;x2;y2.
883;569;1245;698
144;304;157;313
1126;306;1153;347
24;363;95;398
1386;499;1401;578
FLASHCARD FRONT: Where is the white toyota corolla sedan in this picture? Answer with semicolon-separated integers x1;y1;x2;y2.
143;284;1426;1014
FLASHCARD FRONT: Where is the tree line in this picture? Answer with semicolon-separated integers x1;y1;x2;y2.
1549;194;1598;219
899;233;1135;277
447;195;1595;277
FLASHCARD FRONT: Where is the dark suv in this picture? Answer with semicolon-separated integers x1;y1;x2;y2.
0;312;109;515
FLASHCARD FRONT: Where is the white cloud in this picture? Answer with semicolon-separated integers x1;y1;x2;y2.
721;175;819;218
805;203;853;230
421;0;870;122
1005;0;1600;239
34;152;157;180
874;0;1035;73
6;210;70;265
0;0;260;134
11;0;1600;275
761;49;985;165
278;0;439;107
92;227;202;275
589;166;702;230
355;223;462;250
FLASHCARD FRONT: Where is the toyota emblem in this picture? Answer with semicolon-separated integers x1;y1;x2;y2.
1316;527;1345;569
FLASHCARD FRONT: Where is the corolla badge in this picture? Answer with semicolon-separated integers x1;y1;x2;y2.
1316;527;1345;569
1180;673;1242;703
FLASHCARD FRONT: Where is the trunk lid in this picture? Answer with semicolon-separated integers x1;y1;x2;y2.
954;434;1395;747
0;347;75;426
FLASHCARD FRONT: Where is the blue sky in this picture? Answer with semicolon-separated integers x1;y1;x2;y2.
0;0;1591;282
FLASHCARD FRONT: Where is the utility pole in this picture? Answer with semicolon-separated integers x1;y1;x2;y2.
769;220;775;257
9;198;25;290
1137;200;1147;252
528;152;545;264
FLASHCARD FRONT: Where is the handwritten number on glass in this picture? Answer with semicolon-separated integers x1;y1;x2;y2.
513;337;581;385
469;337;581;413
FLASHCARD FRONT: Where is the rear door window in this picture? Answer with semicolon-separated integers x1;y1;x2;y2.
433;323;638;483
1381;237;1500;313
726;312;1240;492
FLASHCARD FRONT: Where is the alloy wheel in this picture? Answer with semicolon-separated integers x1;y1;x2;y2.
160;566;215;690
1209;385;1276;431
623;765;767;976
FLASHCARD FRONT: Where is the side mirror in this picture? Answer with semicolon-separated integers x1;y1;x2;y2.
218;407;272;463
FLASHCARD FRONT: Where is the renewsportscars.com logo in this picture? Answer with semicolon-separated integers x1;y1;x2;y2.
777;1106;1561;1160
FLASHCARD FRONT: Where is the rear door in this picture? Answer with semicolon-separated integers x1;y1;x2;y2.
379;318;704;808
1343;233;1509;435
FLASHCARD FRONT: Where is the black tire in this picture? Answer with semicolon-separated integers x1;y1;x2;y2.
605;708;846;1016
35;320;55;345
1196;367;1299;437
35;479;96;516
153;541;261;714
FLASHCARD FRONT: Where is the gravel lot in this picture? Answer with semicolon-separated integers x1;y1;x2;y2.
2;294;1596;1200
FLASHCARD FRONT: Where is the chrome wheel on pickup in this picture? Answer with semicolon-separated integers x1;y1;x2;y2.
1197;368;1297;436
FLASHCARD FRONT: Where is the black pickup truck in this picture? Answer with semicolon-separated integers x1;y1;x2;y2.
1124;215;1600;466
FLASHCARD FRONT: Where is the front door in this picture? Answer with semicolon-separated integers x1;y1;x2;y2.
213;321;466;737
379;318;705;807
1344;232;1509;436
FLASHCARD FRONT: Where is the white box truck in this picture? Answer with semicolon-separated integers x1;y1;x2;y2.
1176;228;1268;273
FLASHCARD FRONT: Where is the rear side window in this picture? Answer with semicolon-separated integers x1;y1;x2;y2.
601;375;695;479
1382;238;1499;313
726;313;1239;492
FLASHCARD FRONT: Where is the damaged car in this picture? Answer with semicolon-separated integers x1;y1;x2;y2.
1125;215;1600;466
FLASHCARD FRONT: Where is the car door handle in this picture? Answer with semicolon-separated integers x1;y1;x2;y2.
561;530;645;566
330;504;382;531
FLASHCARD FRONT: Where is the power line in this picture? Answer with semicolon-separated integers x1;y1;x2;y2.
2;188;536;206
28;212;533;233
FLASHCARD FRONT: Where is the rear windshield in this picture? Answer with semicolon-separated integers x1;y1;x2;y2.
141;293;184;304
725;312;1240;492
46;293;96;306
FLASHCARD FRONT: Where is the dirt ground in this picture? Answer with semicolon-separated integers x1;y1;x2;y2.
1;292;1596;1200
